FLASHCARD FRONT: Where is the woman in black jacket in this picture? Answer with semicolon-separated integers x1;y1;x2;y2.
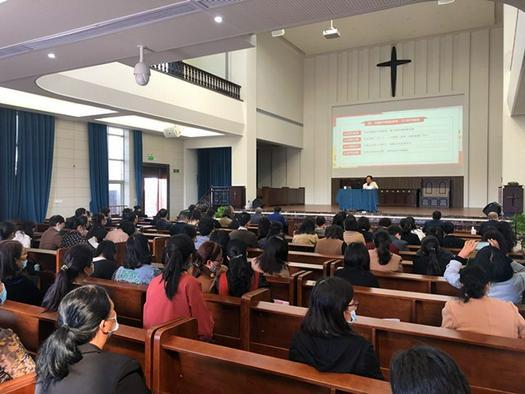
36;285;148;394
335;242;379;288
289;277;382;379
413;236;453;276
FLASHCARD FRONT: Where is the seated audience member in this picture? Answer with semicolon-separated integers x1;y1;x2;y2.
292;218;319;246
40;215;65;250
61;216;92;249
230;212;258;248
478;211;515;253
388;225;409;251
413;236;453;276
369;230;402;272
152;208;171;231
218;206;234;228
267;207;288;230
376;217;392;230
86;213;108;247
13;221;34;249
423;210;444;233
406;216;425;241
332;211;347;228
357;216;373;243
389;346;470;394
0;221;16;240
315;216;327;237
442;265;525;338
335;242;379;288
122;212;140;234
194;241;227;293
445;238;525;303
42;246;94;312
204;206;216;219
258;221;284;249
188;209;202;227
441;221;465;249
170;210;190;235
92;241;118;280
133;205;147;218
195;217;216;249
315;225;345;255
143;235;214;338
74;207;88;218
256;217;271;241
0;279;5;303
400;218;421;246
227;214;240;230
362;175;379;190
105;220;135;243
208;229;230;260
343;216;366;245
289;277;382;379
0;240;42;305
250;207;264;226
36;285;148;393
113;234;159;285
251;236;290;278
0;326;35;383
218;240;258;296
100;207;112;227
180;223;197;243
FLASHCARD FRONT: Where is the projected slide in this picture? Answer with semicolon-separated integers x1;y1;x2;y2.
332;106;463;169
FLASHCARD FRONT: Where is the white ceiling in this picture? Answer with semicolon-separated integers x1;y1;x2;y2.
284;0;497;56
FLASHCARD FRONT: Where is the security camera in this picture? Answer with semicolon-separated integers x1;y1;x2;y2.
134;45;150;86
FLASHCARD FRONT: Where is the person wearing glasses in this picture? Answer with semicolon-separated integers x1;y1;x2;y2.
288;277;382;379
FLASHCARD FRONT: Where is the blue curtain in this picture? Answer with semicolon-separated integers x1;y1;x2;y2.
197;147;231;199
88;123;109;214
132;130;143;206
0;108;17;221
14;111;55;222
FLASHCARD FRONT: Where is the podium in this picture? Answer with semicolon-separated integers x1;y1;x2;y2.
499;185;524;215
336;189;378;212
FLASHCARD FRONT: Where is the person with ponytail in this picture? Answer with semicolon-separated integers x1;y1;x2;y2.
113;234;159;285
36;285;148;393
413;236;453;276
399;218;421;246
369;230;402;272
42;246;94;312
194;241;227;293
217;239;258;297
441;265;525;338
143;235;213;339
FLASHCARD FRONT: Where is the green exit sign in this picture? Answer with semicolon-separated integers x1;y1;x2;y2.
147;154;155;161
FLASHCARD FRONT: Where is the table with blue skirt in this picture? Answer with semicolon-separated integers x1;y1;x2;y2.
336;189;378;212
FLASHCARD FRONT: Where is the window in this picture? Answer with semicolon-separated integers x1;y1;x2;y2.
107;128;126;209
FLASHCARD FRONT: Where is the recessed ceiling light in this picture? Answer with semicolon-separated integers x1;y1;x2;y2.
214;15;223;23
95;115;223;137
47;53;56;59
0;0;9;4
437;0;455;5
0;87;116;117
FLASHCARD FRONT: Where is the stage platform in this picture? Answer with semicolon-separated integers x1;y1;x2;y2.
245;205;490;225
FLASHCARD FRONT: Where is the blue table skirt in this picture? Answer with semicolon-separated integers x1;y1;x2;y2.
336;189;378;212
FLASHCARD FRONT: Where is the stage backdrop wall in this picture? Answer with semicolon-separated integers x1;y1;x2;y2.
303;26;503;208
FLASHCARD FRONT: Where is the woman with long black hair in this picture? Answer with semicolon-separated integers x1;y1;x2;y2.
413;236;453;276
369;230;402;272
143;235;213;339
36;285;148;393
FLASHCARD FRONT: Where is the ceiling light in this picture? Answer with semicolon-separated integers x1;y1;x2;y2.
0;0;8;4
0;87;116;117
47;52;56;59
437;0;455;4
323;20;340;39
95;115;223;137
214;15;223;23
271;29;285;38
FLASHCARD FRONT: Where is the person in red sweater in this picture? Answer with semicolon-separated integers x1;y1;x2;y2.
143;234;214;339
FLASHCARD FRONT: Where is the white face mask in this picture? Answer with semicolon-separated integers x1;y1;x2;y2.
106;316;119;335
0;284;7;304
346;310;357;324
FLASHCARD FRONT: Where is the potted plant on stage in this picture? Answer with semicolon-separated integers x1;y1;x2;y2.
512;213;525;253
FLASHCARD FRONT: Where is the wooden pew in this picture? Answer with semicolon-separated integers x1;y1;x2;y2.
150;317;391;394
240;293;525;394
0;373;36;394
296;272;452;326
152;236;168;264
287;243;316;253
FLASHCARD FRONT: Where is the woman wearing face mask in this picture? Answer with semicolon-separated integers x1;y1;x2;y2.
194;241;227;293
288;277;382;379
36;285;148;394
42;245;95;312
0;240;42;305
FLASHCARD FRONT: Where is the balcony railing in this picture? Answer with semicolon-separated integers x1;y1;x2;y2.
152;61;241;100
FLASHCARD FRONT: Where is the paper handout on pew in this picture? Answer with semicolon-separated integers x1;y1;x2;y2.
274;299;290;305
382;318;401;322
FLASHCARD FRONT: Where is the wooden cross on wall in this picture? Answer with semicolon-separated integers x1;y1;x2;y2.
377;46;412;97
